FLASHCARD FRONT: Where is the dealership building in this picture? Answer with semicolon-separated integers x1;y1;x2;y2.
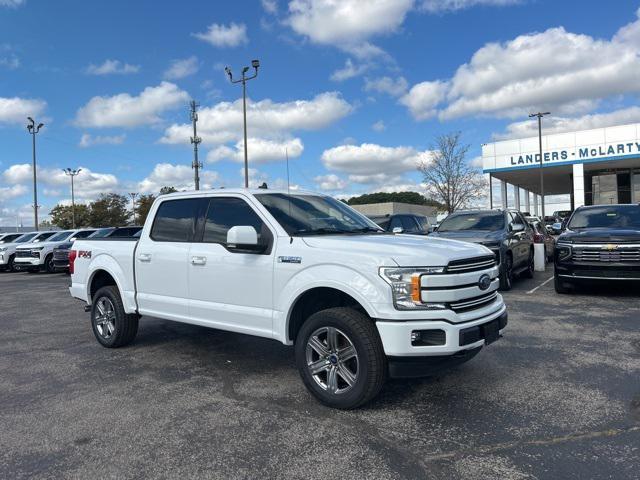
482;121;640;216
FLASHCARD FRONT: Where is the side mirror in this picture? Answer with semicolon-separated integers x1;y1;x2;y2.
392;227;404;234
69;237;77;242
226;226;265;253
511;223;525;233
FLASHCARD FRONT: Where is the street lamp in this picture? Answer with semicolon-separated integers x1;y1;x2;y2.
225;59;260;188
63;168;82;228
129;192;138;225
27;117;44;230
529;112;550;218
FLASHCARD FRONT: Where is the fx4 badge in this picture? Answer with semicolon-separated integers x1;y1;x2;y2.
278;256;302;264
78;250;92;259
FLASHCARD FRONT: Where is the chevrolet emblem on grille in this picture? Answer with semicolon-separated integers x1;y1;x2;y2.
604;244;617;251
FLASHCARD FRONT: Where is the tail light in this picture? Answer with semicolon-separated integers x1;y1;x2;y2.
533;233;544;243
69;249;77;274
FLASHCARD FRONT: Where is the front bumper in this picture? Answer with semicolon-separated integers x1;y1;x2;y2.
555;261;640;281
0;252;8;265
53;260;69;270
14;256;42;267
375;305;507;357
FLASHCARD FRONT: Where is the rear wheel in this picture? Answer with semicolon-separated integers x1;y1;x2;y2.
523;248;534;279
499;254;513;291
295;307;386;409
554;273;571;294
91;286;139;348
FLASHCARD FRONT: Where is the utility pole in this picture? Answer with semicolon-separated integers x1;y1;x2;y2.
189;100;202;190
129;192;138;225
27;117;44;230
63;168;82;228
225;59;260;188
529;112;550;218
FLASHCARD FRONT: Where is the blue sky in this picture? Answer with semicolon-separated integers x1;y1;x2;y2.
1;0;639;225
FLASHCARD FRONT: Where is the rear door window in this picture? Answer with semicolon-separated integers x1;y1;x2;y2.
150;198;202;242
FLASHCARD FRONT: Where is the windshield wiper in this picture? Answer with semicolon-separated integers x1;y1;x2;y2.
293;227;353;236
347;227;386;233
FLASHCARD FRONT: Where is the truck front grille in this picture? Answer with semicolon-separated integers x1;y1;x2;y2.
15;250;38;258
446;255;496;273
53;249;69;260
449;291;498;313
572;246;640;263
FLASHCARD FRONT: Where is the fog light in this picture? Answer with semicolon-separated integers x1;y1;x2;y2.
411;331;421;343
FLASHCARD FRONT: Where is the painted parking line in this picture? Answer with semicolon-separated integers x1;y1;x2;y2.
527;276;554;295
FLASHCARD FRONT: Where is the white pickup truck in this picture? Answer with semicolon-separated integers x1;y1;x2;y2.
69;189;507;408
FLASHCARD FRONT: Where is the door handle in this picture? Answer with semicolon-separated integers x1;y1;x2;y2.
138;253;151;262
191;256;207;266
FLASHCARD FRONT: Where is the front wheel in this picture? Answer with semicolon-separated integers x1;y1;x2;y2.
554;273;571;294
91;286;139;348
44;254;55;273
499;254;513;291
295;307;386;409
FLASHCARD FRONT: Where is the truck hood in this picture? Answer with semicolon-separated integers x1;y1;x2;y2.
429;230;503;244
559;228;640;244
301;234;492;267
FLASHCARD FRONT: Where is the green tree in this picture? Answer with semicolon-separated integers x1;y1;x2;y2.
136;194;156;225
159;186;177;195
346;191;444;209
89;193;130;227
49;204;91;229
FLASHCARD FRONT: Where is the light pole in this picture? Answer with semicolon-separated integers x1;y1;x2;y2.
129;192;138;225
225;59;260;188
529;112;550;218
63;168;81;228
27;117;44;230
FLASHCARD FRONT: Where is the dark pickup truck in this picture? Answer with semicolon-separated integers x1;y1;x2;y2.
554;204;640;293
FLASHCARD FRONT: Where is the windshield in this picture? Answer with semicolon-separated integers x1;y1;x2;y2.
256;193;382;235
14;233;38;243
0;234;22;243
88;228;114;238
568;206;640;230
32;232;56;242
437;212;505;232
48;230;74;242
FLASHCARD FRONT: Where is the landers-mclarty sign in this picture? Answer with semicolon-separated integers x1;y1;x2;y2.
508;141;640;167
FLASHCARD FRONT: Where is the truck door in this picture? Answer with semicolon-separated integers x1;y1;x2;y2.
187;195;275;338
135;197;204;321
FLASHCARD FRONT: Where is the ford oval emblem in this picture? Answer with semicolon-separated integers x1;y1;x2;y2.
478;274;491;291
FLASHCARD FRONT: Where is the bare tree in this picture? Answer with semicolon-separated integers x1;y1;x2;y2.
418;132;486;214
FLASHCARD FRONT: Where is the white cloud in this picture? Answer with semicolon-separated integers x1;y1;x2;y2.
3;163;31;184
79;133;126;148
321;143;433;185
164;56;199;80
330;58;368;82
438;11;640;120
138;163;220;193
0;0;26;7
85;59;140;75
0;184;27;201
75;82;189;128
161;92;352;145
399;80;448;120
0;53;19;69
207;137;304;164
286;0;413;58
315;173;348;191
371;120;386;132
192;22;249;47
494;106;640;140
0;97;46;125
261;0;278;13
420;0;522;13
364;76;408;97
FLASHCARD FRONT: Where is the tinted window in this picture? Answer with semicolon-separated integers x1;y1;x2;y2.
400;216;419;232
568;206;640;229
73;230;96;239
33;232;56;242
389;217;403;231
203;197;271;245
49;231;74;242
15;233;38;243
438;212;505;232
88;228;114;238
111;227;142;237
151;199;200;242
0;234;22;243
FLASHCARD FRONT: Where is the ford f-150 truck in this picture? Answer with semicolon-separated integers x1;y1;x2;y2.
69;189;507;409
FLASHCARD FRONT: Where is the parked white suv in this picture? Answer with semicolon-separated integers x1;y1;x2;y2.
14;229;89;273
69;190;507;408
0;231;56;272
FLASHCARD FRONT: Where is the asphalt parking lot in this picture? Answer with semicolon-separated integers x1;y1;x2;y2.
1;271;639;479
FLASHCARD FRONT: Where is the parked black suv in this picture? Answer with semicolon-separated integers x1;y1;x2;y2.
430;209;535;290
368;214;433;235
554;204;640;293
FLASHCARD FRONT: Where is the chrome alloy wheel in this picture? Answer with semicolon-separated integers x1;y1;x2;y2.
94;297;116;339
305;326;359;395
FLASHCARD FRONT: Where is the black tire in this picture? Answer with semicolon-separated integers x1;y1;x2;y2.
554;273;571;294
499;254;513;291
44;254;55;273
7;254;15;272
295;307;386;409
523;248;534;279
91;285;139;348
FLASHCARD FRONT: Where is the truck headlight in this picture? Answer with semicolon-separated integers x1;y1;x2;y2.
379;267;446;310
556;244;572;261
